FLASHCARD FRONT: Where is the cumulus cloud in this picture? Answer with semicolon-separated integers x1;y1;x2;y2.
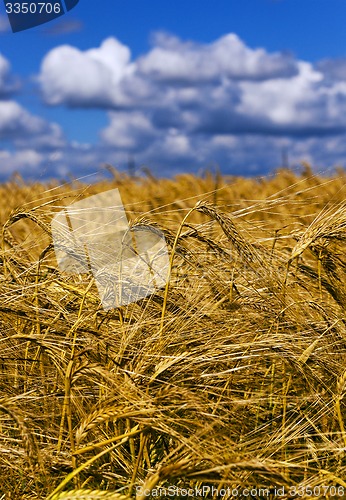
0;99;68;180
0;53;19;97
316;58;346;82
100;111;157;150
0;100;46;136
138;32;298;83
4;32;346;180
38;33;299;108
0;100;65;148
37;33;346;138
0;149;44;177
235;62;346;133
39;37;134;107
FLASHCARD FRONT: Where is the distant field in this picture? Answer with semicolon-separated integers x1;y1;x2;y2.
2;167;346;499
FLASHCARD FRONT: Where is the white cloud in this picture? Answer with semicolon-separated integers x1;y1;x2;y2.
0;100;65;147
100;111;156;150
237;62;324;125
39;37;134;107
317;58;346;82
0;53;19;96
37;33;346;139
0;149;43;176
3;32;346;180
138;32;298;83
0;100;44;135
37;33;299;110
163;130;191;156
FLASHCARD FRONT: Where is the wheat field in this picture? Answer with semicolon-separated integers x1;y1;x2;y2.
1;166;346;499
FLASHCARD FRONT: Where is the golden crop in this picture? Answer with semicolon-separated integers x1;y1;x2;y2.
1;166;346;499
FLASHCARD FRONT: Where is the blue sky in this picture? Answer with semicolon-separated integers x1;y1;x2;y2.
1;0;346;181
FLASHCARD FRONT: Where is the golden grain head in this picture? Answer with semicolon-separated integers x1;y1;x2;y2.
0;168;346;498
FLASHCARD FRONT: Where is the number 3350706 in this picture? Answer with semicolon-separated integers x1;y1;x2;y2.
5;3;62;14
